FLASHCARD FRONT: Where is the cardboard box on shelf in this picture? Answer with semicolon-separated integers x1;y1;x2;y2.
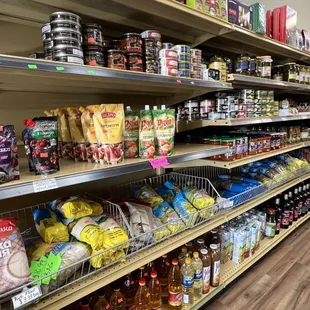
186;0;203;10
266;10;272;38
302;30;310;53
228;0;253;30
204;0;228;21
272;8;280;41
251;3;266;35
279;5;297;45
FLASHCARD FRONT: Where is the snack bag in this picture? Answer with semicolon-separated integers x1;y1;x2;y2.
50;196;103;220
133;185;164;207
55;108;73;159
153;216;171;241
25;238;56;262
80;105;100;163
33;209;69;244
45;109;62;157
93;104;124;164
67;107;87;162
124;107;139;158
24;117;59;175
90;248;126;268
171;192;197;225
152;108;175;156
139;106;155;159
0;125;20;183
156;186;175;203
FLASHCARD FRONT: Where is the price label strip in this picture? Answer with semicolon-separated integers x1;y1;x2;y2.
149;157;169;169
12;286;42;309
33;178;58;193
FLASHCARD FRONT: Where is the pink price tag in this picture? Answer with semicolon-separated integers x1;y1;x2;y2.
149;157;169;169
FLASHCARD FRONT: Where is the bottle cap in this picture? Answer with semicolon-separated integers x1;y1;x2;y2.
181;246;187;253
162;254;167;258
139;278;146;286
185;257;191;264
200;249;208;255
172;258;178;265
161;104;166;110
126;106;132;111
97;288;105;296
139;266;145;270
210;244;217;250
151;271;157;278
145;105;150;110
153;106;158;110
193;252;199;258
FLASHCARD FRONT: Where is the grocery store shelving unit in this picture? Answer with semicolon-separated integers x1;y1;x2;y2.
0;144;228;200
26;171;310;310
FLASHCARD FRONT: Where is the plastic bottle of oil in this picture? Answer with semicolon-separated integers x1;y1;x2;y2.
81;297;90;310
178;246;188;267
110;286;126;310
120;273;136;310
168;258;182;310
93;289;110;310
192;251;203;300
156;254;170;303
135;278;151;310
148;270;162;309
181;257;194;309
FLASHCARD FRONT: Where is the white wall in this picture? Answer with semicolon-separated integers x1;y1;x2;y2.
246;0;310;30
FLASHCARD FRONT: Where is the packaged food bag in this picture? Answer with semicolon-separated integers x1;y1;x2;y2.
93;104;124;164
152;108;175;156
44;109;62;157
90;248;126;268
156;186;175;203
124;107;139;158
0;218;30;294
33;209;69;244
0;125;20;183
67;107;87;161
24;117;59;175
80;105;100;163
22;124;35;172
171;192;197;225
133;185;164;207
153;216;171;241
139;106;155;159
55;108;73;159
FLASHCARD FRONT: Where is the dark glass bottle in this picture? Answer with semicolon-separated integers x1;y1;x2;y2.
302;185;308;216
281;194;290;229
306;184;310;214
274;198;282;234
288;191;294;225
293;188;300;221
298;186;303;218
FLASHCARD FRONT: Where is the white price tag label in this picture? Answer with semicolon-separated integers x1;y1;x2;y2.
33;178;58;193
12;286;42;309
281;117;288;121
224;200;234;208
302;116;308;120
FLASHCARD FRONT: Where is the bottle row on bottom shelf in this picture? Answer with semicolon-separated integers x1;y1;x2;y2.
63;179;310;310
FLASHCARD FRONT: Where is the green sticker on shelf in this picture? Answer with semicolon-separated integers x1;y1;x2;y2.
88;70;95;75
56;66;65;71
28;64;37;69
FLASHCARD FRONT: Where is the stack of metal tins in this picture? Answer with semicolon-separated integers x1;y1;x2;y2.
141;30;161;74
172;45;191;77
158;49;178;76
82;24;105;67
41;23;52;60
190;49;202;79
49;12;84;65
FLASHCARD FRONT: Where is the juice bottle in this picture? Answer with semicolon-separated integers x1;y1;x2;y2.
192;252;203;300
209;244;221;287
168;258;182;310
200;249;211;294
135;278;151;310
181;257;194;309
178;246;188;267
120;273;136;310
156;254;170;303
81;297;90;310
94;289;111;310
148;270;162;309
110;286;126;310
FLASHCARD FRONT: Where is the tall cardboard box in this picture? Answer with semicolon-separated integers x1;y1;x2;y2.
279;5;297;45
251;3;266;35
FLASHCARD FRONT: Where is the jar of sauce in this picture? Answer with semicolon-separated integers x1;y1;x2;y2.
207;137;222;160
270;133;277;150
272;65;283;81
121;32;142;53
300;65;307;84
261;56;272;78
283;63;297;82
235;54;250;75
200;248;211;294
209;244;220;287
248;136;257;155
263;134;271;152
107;49;126;70
257;135;264;154
126;53;143;71
221;138;236;161
235;136;243;159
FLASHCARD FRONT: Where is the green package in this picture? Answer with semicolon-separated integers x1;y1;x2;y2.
251;3;266;35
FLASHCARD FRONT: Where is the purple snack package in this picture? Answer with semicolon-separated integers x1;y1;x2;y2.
0;125;20;183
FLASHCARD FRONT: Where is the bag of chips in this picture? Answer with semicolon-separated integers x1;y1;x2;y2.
133;185;164;207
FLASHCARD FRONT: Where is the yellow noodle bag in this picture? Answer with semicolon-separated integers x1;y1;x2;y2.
90;249;126;268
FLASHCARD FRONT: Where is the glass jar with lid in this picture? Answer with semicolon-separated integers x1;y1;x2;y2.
283;63;297;82
207;137;222;160
260;55;273;79
256;56;262;77
272;65;283;81
300;65;307;84
209;55;226;82
295;64;300;83
221;138;236;161
235;54;250;75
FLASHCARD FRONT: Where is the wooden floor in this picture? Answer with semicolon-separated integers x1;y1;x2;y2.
203;219;310;310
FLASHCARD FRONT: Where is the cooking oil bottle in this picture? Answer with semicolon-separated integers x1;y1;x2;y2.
135;278;151;310
110;286;126;310
93;289;110;310
148;270;162;309
181;257;194;309
192;251;203;300
168;258;182;310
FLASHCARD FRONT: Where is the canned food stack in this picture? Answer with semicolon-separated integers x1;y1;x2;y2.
177;99;200;120
141;30;162;74
49;12;84;65
239;89;255;118
121;32;143;72
158;49;178;76
172;45;191;77
190;49;202;79
82;23;104;67
41;23;52;60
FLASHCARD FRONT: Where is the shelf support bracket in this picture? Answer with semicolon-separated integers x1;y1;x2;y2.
191;27;234;47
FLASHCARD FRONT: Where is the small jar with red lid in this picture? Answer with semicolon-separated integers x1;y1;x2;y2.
263;134;271;152
126;53;143;71
248;136;258;155
121;33;142;53
270;133;277;150
275;134;281;149
235;136;244;159
257;135;264;154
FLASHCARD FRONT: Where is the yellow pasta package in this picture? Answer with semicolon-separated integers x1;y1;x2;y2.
93;104;124;164
80;105;100;163
67;107;87;162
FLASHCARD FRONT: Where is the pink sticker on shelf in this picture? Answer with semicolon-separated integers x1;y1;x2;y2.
149;157;169;169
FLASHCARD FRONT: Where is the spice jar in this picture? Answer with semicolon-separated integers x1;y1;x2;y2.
248;136;258;155
265;209;276;238
283;63;297;82
235;54;250;75
272;65;283;81
106;49;126;70
207;137;222;160
126;53;143;71
261;56;272;79
121;33;142;53
221;138;236;161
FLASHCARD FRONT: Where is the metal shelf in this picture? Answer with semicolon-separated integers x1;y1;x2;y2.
26;171;310;310
176;114;310;132
0;144;228;200
175;143;307;170
227;74;310;93
191;211;310;310
0;54;232;103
